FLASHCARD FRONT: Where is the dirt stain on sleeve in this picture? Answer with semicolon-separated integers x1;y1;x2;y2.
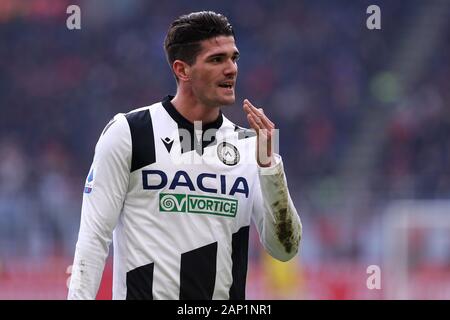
272;196;300;254
264;170;301;255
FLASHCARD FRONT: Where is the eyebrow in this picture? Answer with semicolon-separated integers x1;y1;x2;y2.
206;51;240;60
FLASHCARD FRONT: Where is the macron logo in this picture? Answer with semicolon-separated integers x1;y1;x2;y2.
161;137;174;153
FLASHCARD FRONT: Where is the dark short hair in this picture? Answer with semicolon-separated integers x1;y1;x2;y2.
164;11;235;68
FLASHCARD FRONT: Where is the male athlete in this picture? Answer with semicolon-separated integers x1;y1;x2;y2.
68;11;302;300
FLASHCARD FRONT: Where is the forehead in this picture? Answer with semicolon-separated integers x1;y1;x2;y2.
197;36;238;58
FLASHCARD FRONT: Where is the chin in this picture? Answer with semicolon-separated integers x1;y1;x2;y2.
218;95;235;106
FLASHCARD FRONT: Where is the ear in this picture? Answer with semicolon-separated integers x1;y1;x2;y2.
172;60;191;82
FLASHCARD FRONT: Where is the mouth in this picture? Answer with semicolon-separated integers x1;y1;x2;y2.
218;81;234;90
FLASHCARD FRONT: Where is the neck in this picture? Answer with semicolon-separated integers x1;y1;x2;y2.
171;89;220;124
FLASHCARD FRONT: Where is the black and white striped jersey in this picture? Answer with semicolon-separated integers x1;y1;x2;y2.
68;96;302;300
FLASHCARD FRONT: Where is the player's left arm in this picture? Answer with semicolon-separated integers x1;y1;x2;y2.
244;99;302;261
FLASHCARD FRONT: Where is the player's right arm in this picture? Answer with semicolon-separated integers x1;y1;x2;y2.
68;114;131;300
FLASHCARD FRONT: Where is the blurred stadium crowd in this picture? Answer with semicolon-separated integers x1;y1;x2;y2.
0;0;449;298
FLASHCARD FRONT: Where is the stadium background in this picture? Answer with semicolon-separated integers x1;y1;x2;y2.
1;0;449;299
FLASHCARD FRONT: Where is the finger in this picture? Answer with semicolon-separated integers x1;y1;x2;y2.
244;100;274;129
247;113;261;129
243;100;265;123
244;104;267;131
260;111;275;128
244;102;265;128
244;99;259;114
244;99;274;127
256;107;275;128
243;103;253;116
246;113;261;132
258;108;275;128
248;114;271;140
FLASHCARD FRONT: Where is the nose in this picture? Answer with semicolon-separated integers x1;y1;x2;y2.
224;59;238;77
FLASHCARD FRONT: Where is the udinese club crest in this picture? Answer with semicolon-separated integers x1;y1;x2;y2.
217;142;240;166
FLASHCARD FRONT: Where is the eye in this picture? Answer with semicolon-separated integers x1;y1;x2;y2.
211;56;222;63
232;55;240;63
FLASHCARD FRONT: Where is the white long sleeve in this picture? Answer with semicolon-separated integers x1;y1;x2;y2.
68;114;131;299
251;154;302;261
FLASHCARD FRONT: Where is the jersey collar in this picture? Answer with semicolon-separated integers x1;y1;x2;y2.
161;95;223;132
161;95;223;155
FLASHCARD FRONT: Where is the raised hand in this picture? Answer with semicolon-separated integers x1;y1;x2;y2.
243;99;275;167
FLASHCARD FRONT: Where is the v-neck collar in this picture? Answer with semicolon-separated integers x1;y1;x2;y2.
161;95;223;154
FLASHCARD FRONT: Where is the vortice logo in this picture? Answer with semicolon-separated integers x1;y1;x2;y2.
159;193;238;217
160;193;187;212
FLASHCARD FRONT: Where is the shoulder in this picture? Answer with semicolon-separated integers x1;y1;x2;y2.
93;101;162;162
99;112;129;140
95;113;130;154
102;101;162;137
124;101;162;124
96;101;159;153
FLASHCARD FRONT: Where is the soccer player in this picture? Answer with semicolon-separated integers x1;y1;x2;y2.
68;11;302;300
